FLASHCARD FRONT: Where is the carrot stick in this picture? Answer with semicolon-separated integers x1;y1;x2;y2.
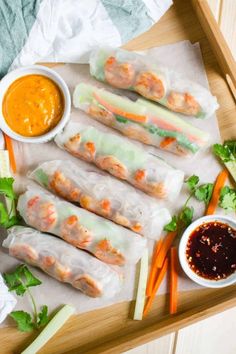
205;169;229;215
93;93;147;123
3;133;16;173
146;239;163;296
160;137;176;149
156;231;177;269
143;257;168;317
170;247;178;315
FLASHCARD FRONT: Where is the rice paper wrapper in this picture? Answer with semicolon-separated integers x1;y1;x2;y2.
3;226;122;298
54;121;185;201
30;160;171;239
89;47;218;118
17;187;146;266
0;41;225;327
73;82;211;157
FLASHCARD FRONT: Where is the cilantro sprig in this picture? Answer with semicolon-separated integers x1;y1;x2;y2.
185;175;213;205
213;141;236;163
164;175;213;235
0;177;20;228
219;186;236;212
213;141;236;183
3;264;49;332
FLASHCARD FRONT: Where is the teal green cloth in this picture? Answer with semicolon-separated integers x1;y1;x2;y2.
0;0;41;78
101;0;153;43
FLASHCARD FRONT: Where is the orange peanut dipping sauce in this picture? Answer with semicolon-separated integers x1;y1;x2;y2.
2;74;64;137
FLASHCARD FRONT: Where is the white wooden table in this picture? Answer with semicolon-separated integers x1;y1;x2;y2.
125;1;236;353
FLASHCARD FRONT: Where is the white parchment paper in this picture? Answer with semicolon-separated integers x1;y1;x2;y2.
0;41;223;326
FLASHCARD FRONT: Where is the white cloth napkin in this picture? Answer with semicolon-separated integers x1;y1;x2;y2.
9;0;173;71
0;274;16;324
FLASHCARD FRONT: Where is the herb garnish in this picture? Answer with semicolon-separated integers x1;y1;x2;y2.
164;175;213;234
0;177;20;228
3;264;49;332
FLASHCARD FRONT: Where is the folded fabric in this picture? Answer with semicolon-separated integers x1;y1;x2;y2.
0;0;173;78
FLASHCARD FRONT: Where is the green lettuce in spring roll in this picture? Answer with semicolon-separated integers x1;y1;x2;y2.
89;47;218;118
3;226;122;298
73;83;210;157
30;160;171;239
55;121;184;201
17;187;146;266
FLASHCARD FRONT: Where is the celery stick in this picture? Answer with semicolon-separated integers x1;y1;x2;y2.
213;142;236;184
97;88;146;116
225;161;236;184
133;249;149;320
137;98;209;142
21;305;75;354
73;83;146;116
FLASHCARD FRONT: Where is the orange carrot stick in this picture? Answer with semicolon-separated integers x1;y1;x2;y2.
93;93;147;123
146;239;163;296
170;247;178;314
143;257;168;317
160;137;176;149
156;231;177;269
3;133;16;173
205;169;229;215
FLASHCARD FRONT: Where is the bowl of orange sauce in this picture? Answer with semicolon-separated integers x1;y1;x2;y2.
0;65;71;143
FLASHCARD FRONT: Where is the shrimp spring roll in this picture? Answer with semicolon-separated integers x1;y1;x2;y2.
17;188;146;266
73;83;210;156
3;226;122;298
55;122;184;201
89;47;218;118
30;160;171;239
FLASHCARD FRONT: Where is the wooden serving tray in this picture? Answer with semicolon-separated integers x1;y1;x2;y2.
1;0;236;353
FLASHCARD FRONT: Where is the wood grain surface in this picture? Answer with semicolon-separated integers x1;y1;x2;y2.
1;0;236;353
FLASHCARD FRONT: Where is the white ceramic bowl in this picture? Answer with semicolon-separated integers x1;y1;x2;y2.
179;215;236;288
0;65;71;143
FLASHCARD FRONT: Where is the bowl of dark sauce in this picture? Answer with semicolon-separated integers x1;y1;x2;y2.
179;215;236;288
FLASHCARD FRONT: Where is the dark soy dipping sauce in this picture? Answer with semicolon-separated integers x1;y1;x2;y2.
186;221;236;280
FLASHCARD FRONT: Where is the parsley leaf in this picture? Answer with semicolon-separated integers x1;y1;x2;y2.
10;311;34;332
4;215;21;228
37;305;49;327
0;177;16;199
219;186;236;212
3;264;41;296
179;206;194;229
224;141;236;159
220;186;231;198
23;266;42;288
164;215;178;232
213;143;232;162
195;183;213;205
4;264;50;332
3;266;27;296
0;202;9;226
185;175;199;192
0;177;20;229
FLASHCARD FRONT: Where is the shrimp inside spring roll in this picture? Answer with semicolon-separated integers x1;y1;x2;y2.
3;226;122;298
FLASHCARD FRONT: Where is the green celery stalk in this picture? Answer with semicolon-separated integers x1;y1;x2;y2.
21;305;75;354
133;249;149;320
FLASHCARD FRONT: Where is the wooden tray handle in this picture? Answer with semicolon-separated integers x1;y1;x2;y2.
191;0;236;102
